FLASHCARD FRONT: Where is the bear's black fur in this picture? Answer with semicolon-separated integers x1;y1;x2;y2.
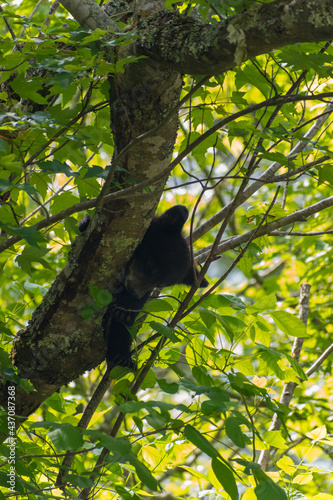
80;205;208;368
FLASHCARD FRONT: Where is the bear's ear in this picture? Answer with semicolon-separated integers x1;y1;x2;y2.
159;205;189;232
78;214;91;232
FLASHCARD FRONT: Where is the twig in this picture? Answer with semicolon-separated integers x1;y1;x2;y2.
21;101;109;170
181;187;281;320
192;99;333;242
21;147;101;225
271;230;333;237
78;336;166;499
44;1;60;29
17;0;44;41
0;5;16;40
306;342;333;378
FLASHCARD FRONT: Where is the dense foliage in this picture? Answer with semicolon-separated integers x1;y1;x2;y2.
1;1;333;499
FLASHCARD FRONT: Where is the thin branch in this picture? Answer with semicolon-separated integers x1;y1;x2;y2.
55;368;113;487
0;79;211;253
0;172;165;254
44;1;60;29
2;93;332;255
195;195;333;262
306;343;333;378
258;283;311;471
192;99;333;242
22;101;108;170
21;147;101;225
18;0;44;39
78;337;167;499
181;187;281;320
271;230;333;237
0;5;16;40
2;179;333;259
273;155;331;182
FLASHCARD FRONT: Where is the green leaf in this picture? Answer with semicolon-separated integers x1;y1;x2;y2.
38;159;79;177
1;366;21;386
10;73;48;104
215;294;245;310
165;0;180;7
81;304;99;320
184;425;219;459
212;457;239;500
237;249;256;278
247;293;276;313
235;65;271;98
278;46;333;74
270;311;307;337
258;346;285;380
65;474;94;488
132;458;160;491
192;365;214;386
150;321;179;342
51;71;74;89
89;284;112;307
229;373;264;397
0;154;21;172
201;398;228;415
112;379;131;395
225;416;251;448
115;485;142;500
97;435;132;456
119;400;189;414
144;298;174;313
284;352;307;380
3;225;46;248
51;192;80;214
47;424;83;451
219;315;247;332
16;246;52;275
157;378;178;394
0;179;38;196
318;164;333;186
24;281;49;297
263;430;287;450
141;369;157;389
258;151;290;164
199;307;216;328
83;164;111;179
253;469;288;500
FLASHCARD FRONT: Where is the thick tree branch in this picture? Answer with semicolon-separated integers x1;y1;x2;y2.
136;0;333;75
59;0;333;79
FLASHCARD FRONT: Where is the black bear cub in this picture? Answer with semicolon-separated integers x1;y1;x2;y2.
80;205;208;368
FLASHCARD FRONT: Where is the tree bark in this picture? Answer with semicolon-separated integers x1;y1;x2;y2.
137;0;333;75
1;0;333;418
1;0;181;417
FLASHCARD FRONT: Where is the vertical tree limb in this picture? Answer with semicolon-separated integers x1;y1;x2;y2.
258;283;311;471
